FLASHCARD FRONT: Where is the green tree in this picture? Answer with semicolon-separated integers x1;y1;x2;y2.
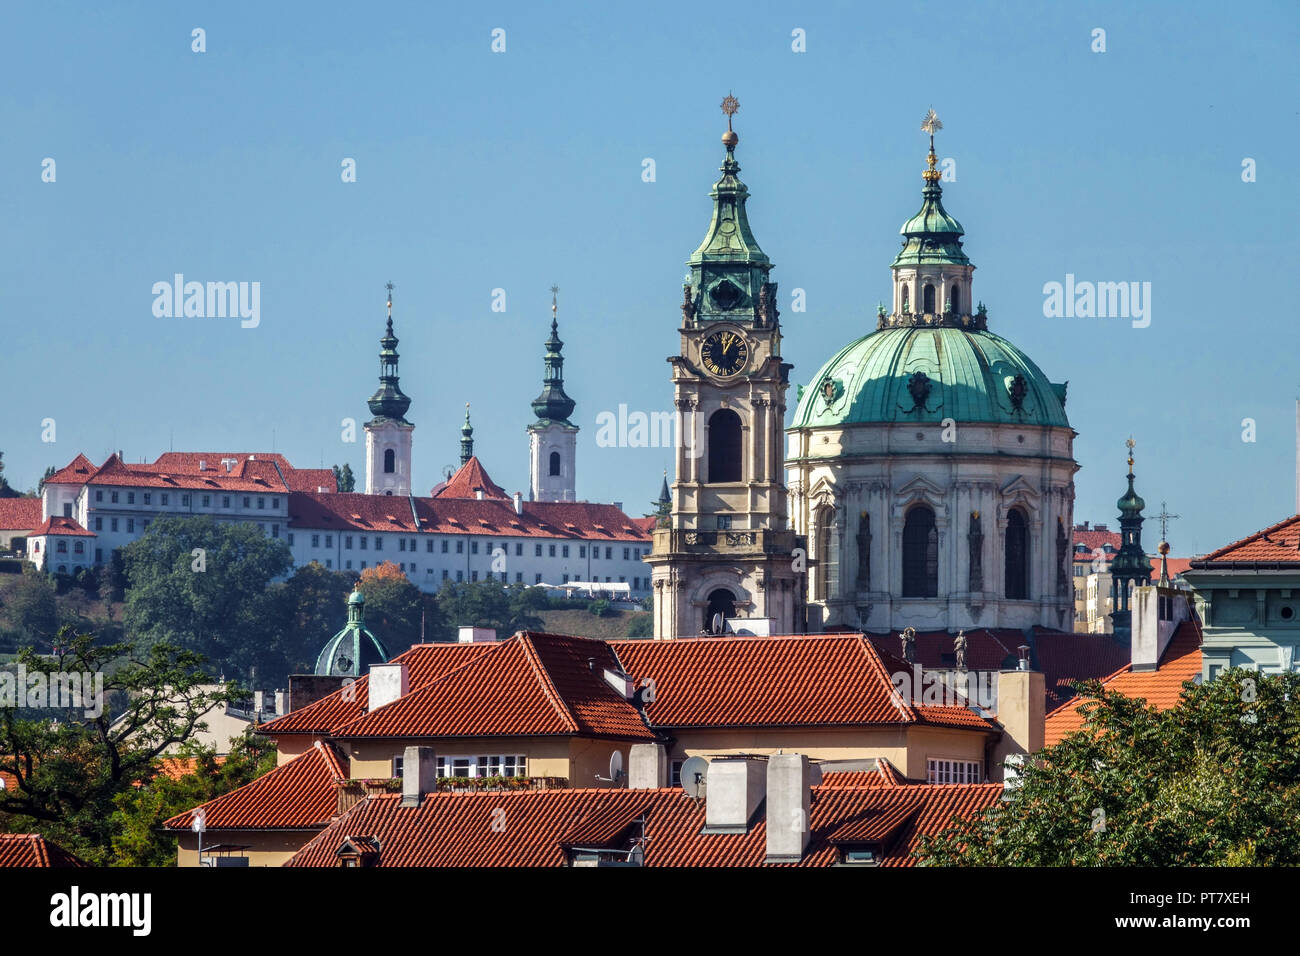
275;561;355;671
1;572;59;645
356;561;430;654
917;668;1300;866
109;731;275;866
121;516;292;681
332;463;356;492
0;629;233;865
36;466;56;496
588;598;611;618
436;580;544;638
625;613;654;638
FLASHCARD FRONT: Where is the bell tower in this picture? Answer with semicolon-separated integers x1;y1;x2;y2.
364;283;414;496
644;97;803;638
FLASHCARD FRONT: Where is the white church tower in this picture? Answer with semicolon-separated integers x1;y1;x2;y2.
364;284;415;496
527;287;578;502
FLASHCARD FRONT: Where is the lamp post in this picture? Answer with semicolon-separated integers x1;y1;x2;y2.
192;808;206;867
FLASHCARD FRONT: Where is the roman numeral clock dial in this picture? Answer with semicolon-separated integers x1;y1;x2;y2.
701;329;748;376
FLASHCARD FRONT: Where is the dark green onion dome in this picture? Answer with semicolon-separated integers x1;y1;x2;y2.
530;292;576;425
892;177;969;268
791;326;1070;429
460;404;474;466
1110;447;1152;581
367;293;412;424
314;589;390;678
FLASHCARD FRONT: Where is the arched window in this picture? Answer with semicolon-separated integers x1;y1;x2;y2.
1005;508;1029;599
705;588;736;634
923;283;936;313
950;283;960;313
383;449;395;474
902;505;938;597
549;451;561;476
707;409;742;483
815;506;838;601
901;284;910;313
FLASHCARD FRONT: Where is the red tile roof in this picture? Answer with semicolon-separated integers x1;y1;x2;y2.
259;643;495;736
28;516;95;537
1193;513;1300;567
84;453;292;494
1044;621;1202;745
332;633;654;741
609;634;998;732
163;741;346;831
150;453;336;493
0;498;41;532
1073;528;1121;555
1032;628;1133;709
43;453;97;486
0;834;87;867
285;779;1004;867
431;457;510;500
289;492;420;533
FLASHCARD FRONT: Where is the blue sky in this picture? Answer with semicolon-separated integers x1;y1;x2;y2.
2;0;1297;555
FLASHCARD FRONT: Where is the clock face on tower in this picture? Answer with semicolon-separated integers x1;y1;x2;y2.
701;330;749;377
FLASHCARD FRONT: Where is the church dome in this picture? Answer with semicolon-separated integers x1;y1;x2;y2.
791;325;1070;430
315;589;390;678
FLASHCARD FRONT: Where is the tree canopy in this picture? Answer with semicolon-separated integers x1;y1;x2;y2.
917;668;1300;866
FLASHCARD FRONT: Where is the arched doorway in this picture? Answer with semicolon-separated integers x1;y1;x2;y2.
705;588;736;634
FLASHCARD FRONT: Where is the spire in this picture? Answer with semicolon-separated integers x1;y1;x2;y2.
648;470;672;526
530;286;577;425
1154;501;1179;587
460;403;474;466
683;94;776;329
1109;437;1154;636
366;283;412;424
894;110;968;268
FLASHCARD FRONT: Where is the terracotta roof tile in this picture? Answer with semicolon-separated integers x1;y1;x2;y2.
28;516;95;537
285;780;1004;867
0;498;41;532
431;457;509;500
259;643;494;736
1044;621;1202;745
43;453;97;485
610;633;997;732
163;741;346;831
1032;628;1133;709
0;834;87;867
332;633;654;741
863;629;1021;671
1193;513;1300;567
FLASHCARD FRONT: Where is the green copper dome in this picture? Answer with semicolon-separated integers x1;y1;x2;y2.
791;326;1070;430
315;589;390;678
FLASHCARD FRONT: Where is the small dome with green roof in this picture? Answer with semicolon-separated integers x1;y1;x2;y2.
315;589;390;678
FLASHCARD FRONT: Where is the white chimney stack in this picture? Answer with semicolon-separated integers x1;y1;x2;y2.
513;491;523;515
369;662;409;711
704;757;765;832
458;626;497;643
765;753;812;863
401;746;437;808
274;689;288;715
628;743;668;789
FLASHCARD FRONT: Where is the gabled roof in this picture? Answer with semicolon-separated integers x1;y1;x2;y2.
284;779;1004;868
331;633;654;741
1192;513;1300;567
0;498;41;532
431;456;509;500
609;633;998;732
1044;621;1202;746
288;492;420;533
162;741;346;831
85;453;292;494
259;643;495;736
43;453;97;485
0;834;87;867
28;516;95;537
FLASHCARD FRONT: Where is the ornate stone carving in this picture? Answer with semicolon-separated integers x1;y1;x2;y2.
906;371;931;409
855;512;871;590
1056;517;1068;596
968;511;984;592
725;532;755;546
901;626;916;663
954;630;967;670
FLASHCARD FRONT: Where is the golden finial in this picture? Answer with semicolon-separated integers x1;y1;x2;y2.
721;94;740;147
550;284;559;317
921;108;942;183
1125;436;1136;474
385;281;394;317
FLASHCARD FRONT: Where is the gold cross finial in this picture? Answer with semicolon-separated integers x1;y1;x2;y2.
721;94;740;130
921;109;942;181
550;284;559;315
1126;435;1136;472
385;281;394;320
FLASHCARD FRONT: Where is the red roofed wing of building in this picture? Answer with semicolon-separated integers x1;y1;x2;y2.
0;834;87;867
1192;514;1300;567
431;457;509;500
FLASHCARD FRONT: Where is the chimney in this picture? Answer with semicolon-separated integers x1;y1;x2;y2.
274;689;288;715
369;662;409;711
601;667;635;699
628;743;668;789
765;753;812;863
513;491;522;515
253;690;264;714
458;626;497;643
1131;584;1192;671
703;756;765;832
992;667;1045;780
401;746;437;808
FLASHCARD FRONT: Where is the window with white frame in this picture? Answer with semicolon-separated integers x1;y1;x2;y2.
433;755;527;778
927;758;982;785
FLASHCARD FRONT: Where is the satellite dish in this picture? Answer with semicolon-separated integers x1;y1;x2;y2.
609;750;624;781
191;808;206;834
628;844;645;866
710;612;724;635
680;756;709;800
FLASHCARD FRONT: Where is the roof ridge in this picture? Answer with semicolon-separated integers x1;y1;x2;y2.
855;634;917;723
163;743;330;829
1201;513;1300;561
517;634;581;734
